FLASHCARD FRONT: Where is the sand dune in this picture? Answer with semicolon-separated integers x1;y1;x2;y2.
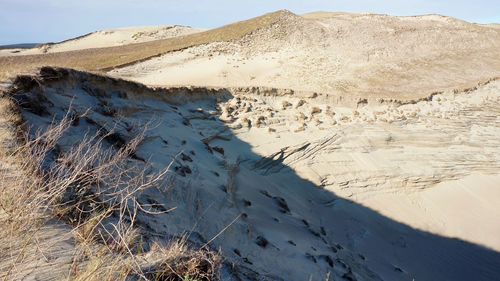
111;10;500;99
3;67;500;281
1;9;500;281
0;25;206;57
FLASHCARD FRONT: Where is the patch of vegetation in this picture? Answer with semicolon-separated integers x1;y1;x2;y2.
0;88;221;280
0;10;290;80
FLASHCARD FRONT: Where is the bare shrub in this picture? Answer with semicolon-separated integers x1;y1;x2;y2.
0;107;220;280
143;241;221;281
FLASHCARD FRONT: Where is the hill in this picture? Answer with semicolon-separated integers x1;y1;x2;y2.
1;9;500;281
2;10;499;100
2;66;500;281
110;10;500;100
0;25;205;57
0;10;291;80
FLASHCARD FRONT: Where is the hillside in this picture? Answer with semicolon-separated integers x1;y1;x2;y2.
111;10;500;99
0;25;205;57
3;9;499;100
1;9;500;281
0;10;290;80
2;67;500;281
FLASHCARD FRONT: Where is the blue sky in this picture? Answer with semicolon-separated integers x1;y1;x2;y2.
0;0;499;45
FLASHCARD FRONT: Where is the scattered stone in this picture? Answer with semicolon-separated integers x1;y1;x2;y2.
305;253;317;263
282;100;292;109
320;226;326;236
340;116;350;122
255;236;269;248
181;153;193;162
175;165;192;177
394;266;404;272
342;271;357;281
308;228;321;237
205;143;213;154
233;248;241;257
294;125;305;133
296;112;306;121
296;99;306;108
320;255;334;268
260;190;272;198
336;258;347;268
274;196;290;214
311;107;321;115
213;146;224;155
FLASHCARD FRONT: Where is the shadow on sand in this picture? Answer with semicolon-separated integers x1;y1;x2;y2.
7;67;500;281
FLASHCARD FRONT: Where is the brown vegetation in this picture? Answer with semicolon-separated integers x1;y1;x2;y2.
0;90;221;280
0;10;290;80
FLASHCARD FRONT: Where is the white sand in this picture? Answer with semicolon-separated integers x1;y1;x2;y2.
12;69;500;280
361;173;500;251
107;12;500;279
111;11;500;99
4;10;500;281
220;80;500;252
0;25;206;56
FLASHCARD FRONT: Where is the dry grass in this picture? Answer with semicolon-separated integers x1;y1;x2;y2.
0;10;289;81
143;241;221;281
0;94;221;280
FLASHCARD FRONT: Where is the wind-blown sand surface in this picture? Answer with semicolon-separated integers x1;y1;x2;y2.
4;67;500;281
108;10;500;256
0;25;205;57
1;10;500;281
111;11;500;99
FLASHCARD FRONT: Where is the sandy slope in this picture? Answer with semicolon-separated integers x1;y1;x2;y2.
0;25;206;57
219;79;500;252
6;68;500;281
2;10;500;281
111;10;500;100
0;98;77;280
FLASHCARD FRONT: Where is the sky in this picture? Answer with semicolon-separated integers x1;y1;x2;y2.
0;0;499;45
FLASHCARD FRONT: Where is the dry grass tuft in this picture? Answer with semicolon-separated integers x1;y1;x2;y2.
144;241;221;281
0;93;221;280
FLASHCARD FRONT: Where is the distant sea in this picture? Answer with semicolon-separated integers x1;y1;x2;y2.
0;43;39;50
